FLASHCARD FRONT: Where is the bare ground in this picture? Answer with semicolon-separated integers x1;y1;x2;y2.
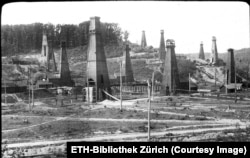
2;94;250;157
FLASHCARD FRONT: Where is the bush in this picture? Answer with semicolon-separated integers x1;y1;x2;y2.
177;59;197;79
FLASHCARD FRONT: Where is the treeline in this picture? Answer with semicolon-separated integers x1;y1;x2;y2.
1;21;123;56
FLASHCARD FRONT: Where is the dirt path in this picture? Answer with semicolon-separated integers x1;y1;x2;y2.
126;107;217;119
2;114;74;133
2;114;248;133
94;101;218;119
6;124;248;148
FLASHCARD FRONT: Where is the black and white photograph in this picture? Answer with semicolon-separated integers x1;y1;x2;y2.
1;1;250;157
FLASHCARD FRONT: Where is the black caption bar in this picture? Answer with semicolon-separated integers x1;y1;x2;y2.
67;142;250;158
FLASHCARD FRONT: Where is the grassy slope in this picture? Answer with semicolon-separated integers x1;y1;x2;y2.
2;45;249;86
184;48;250;65
185;48;250;82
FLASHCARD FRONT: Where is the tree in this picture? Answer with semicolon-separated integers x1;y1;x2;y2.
177;59;196;79
1;21;124;56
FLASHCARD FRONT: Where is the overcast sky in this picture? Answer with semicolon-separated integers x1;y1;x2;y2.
2;1;249;54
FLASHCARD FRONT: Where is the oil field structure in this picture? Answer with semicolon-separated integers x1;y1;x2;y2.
2;16;250;157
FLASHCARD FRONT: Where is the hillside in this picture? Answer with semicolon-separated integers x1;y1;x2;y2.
2;42;156;84
184;48;250;64
184;47;250;80
219;48;250;62
2;44;249;88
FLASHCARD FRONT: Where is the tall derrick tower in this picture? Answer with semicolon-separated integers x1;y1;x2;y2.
86;16;111;101
47;41;57;72
141;30;147;48
59;42;70;80
211;36;218;64
48;41;74;87
159;30;166;61
41;33;49;65
122;44;134;83
199;41;205;60
161;39;180;95
226;48;235;84
58;41;74;86
41;33;57;72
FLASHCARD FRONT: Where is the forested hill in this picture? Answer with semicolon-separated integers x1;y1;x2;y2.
1;21;124;56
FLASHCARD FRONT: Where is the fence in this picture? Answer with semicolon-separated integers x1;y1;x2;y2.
111;84;162;94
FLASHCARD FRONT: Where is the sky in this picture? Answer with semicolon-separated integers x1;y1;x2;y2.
1;1;249;54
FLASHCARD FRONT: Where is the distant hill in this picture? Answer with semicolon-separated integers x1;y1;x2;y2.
218;48;250;63
183;47;250;80
182;48;250;63
183;53;211;60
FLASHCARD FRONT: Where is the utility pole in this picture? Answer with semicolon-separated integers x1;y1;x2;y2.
32;78;34;108
214;68;217;91
151;71;155;100
4;79;7;104
120;61;123;111
189;73;191;94
235;60;237;102
224;65;227;94
147;79;151;142
28;67;31;111
86;61;90;104
247;62;250;91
